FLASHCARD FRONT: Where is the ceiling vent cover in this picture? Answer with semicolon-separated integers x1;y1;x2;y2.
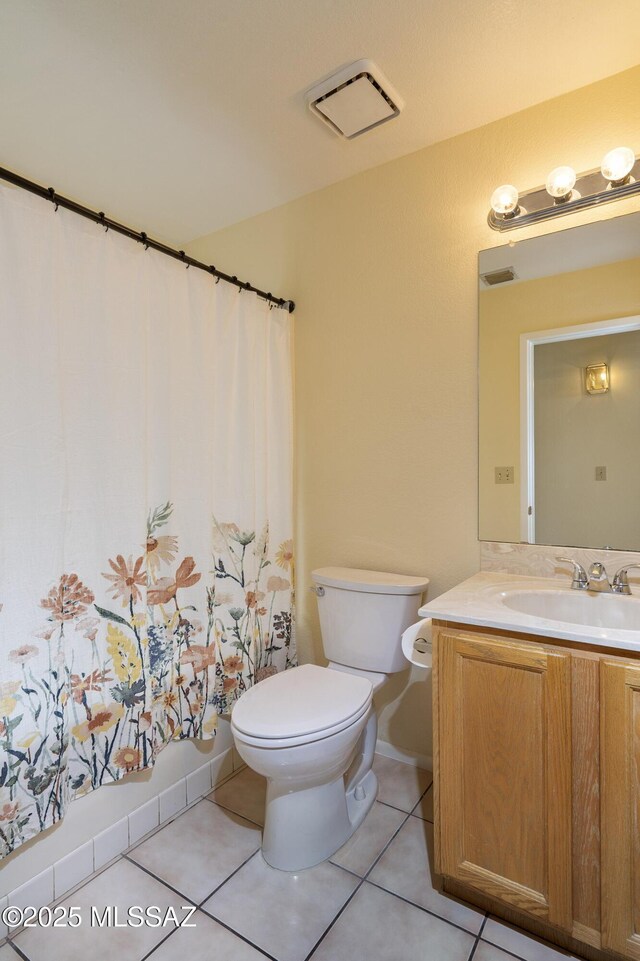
306;60;404;139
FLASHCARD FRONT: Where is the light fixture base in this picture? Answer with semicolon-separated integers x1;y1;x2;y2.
488;161;640;231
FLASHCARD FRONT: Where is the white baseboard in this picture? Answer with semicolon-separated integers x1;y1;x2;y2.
375;738;432;772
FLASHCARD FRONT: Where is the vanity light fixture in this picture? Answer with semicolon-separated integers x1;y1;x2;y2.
601;146;635;186
488;146;639;230
490;184;520;218
585;363;610;395
545;166;577;203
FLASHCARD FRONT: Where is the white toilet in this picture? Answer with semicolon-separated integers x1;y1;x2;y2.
231;566;428;871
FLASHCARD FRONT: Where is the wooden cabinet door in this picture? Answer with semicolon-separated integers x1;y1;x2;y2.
437;630;572;929
601;658;640;958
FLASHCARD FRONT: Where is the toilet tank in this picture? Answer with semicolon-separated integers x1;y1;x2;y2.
311;567;429;674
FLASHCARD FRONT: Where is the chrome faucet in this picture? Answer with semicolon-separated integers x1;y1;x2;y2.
556;557;588;590
557;557;640;595
586;561;610;593
611;564;640;595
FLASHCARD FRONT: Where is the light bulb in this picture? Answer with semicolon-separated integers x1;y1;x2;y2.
545;166;576;202
490;184;519;217
601;146;635;185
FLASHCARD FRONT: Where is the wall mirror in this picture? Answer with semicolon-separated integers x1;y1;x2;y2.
478;210;640;551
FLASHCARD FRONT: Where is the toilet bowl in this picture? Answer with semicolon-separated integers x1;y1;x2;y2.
231;566;428;871
232;663;379;870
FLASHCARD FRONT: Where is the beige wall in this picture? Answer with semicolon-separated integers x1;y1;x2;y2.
187;66;640;760
535;329;640;549
479;256;640;542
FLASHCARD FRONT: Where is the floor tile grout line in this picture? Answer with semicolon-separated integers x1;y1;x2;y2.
408;778;434;818
198;905;281;961
139;923;181;961
122;853;197;904
466;913;490;961
364;878;485;939
202;794;265;828
118;848;274;961
362;805;413;881
5;940;28;960
303;802;416;961
476;940;535;961
301;877;366;961
481;913;587;961
327;859;367;881
480;933;571;961
196;848;262;907
123;843;262;911
375;796;426;816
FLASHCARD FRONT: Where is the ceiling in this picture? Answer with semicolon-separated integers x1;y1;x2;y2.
2;1;640;245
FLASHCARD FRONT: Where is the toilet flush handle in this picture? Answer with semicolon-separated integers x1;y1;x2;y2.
309;585;325;597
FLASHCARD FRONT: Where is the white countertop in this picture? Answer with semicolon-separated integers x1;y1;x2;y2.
419;571;640;653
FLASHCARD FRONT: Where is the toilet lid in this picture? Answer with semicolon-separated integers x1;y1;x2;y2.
231;664;373;740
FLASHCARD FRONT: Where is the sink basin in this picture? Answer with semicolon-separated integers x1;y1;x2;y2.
419;572;640;650
501;589;640;631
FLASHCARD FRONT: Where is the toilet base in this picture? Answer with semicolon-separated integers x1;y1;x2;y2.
261;768;378;872
346;768;378;830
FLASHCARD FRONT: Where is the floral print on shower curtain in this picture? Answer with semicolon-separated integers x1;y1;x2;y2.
0;184;294;857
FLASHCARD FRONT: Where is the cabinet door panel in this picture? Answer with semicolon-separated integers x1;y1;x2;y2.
438;631;572;929
601;658;640;959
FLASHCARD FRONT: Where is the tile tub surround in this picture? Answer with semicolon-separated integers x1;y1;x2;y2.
1;717;235;898
481;541;640;580
0;745;235;923
2;755;585;961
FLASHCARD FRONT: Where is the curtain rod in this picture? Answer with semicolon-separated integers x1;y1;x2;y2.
0;166;295;313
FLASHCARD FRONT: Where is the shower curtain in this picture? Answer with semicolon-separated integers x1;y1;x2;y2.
0;184;294;857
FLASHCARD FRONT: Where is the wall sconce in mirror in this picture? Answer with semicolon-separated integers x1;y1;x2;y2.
489;146;639;231
585;363;610;395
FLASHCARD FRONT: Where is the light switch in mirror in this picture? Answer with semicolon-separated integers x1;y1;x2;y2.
478;209;640;551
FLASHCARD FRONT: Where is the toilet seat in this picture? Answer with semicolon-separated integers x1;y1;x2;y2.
231;663;373;748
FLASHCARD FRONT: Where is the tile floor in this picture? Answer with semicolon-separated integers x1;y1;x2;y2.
4;756;585;961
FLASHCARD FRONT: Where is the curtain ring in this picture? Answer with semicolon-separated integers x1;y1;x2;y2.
47;187;59;212
98;212;109;233
140;231;149;251
180;250;189;268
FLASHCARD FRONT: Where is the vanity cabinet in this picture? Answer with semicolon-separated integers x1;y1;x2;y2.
433;622;640;961
437;629;573;928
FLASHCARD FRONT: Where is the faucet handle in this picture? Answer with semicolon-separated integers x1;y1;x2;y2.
556;557;588;590
612;563;640;595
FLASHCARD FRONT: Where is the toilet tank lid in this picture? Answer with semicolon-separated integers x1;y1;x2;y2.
311;567;429;596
